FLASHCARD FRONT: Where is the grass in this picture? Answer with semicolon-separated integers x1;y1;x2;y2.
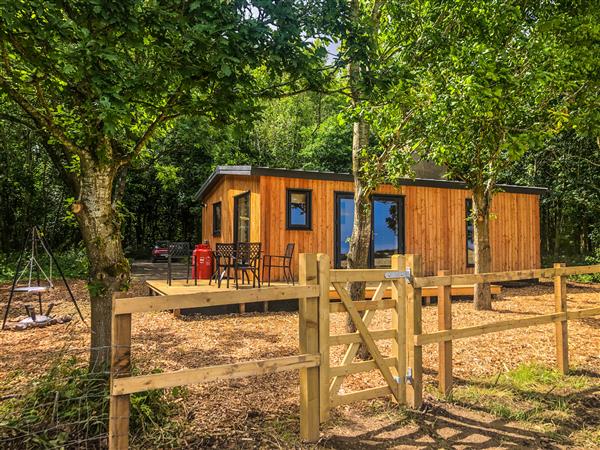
445;363;600;445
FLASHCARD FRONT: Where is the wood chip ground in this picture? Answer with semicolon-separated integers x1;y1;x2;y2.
1;280;598;448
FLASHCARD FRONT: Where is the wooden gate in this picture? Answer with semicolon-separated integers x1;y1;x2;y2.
317;254;423;422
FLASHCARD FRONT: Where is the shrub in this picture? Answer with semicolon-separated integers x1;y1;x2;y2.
0;247;89;283
0;356;184;449
569;247;600;283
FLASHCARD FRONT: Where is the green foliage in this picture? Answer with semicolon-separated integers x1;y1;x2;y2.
409;2;563;192
0;357;184;449
0;0;339;163
300;114;353;172
543;1;600;139
503;132;600;259
0;247;89;283
0;102;79;253
570;249;600;283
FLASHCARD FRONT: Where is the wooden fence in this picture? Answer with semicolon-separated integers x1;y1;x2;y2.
108;270;324;449
409;261;600;405
109;255;600;448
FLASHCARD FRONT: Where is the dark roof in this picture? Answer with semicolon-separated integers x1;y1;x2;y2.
194;165;547;201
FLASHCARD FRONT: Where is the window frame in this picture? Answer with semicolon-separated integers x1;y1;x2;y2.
233;191;251;243
370;194;405;268
333;191;405;269
286;188;312;230
212;202;222;237
465;198;475;268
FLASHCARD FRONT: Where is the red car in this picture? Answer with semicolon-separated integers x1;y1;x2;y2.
151;241;169;262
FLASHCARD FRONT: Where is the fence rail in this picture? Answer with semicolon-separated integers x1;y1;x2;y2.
113;285;318;314
412;264;600;288
112;354;320;395
415;307;600;346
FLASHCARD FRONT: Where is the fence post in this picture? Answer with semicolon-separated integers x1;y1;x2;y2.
391;254;407;405
437;270;452;396
109;292;131;450
405;254;423;409
299;254;320;442
554;262;568;374
317;253;330;423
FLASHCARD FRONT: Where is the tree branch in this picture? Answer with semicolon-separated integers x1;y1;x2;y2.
127;88;182;161
0;75;81;156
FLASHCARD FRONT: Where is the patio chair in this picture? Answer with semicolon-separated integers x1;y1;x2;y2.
234;242;262;289
212;243;236;288
262;243;295;286
167;242;192;286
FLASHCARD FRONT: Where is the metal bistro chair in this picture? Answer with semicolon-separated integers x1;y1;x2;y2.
234;242;262;289
262;243;295;286
212;243;236;288
167;242;192;286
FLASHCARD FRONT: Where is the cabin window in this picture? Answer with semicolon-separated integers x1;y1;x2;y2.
212;202;222;237
286;189;312;230
466;198;475;267
234;192;251;243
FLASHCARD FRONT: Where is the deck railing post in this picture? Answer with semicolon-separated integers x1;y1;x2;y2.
316;253;331;423
109;293;132;450
437;270;453;396
391;254;407;405
405;254;423;409
554;262;568;374
298;254;320;442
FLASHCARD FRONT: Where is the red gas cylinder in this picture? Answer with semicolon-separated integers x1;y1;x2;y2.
193;242;213;280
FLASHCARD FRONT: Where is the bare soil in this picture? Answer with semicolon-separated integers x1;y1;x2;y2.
1;280;599;449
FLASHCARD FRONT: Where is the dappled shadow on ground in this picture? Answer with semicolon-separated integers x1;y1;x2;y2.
449;381;600;442
323;365;600;449
324;402;560;449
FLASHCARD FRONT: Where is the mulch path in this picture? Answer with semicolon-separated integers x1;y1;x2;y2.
1;279;599;448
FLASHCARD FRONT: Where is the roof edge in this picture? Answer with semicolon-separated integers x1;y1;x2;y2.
194;166;547;201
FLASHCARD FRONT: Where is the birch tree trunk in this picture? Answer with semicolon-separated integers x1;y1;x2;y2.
473;187;492;310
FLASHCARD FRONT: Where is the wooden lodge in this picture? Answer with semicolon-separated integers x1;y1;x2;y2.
195;166;546;280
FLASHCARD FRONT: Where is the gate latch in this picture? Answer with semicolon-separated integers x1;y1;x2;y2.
384;268;412;282
405;367;414;385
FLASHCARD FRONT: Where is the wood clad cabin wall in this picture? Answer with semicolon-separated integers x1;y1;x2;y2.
201;175;261;248
258;176;541;279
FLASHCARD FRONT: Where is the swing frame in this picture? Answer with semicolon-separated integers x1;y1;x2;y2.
1;226;86;330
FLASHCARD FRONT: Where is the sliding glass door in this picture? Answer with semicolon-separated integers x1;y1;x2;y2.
334;193;404;268
233;192;250;243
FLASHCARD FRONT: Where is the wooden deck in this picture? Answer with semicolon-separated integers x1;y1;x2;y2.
145;279;501;312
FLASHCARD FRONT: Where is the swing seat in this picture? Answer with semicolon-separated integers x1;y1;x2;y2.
12;286;52;293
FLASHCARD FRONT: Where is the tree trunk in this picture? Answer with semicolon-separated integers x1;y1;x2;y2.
473;188;492;310
345;119;373;359
74;157;130;371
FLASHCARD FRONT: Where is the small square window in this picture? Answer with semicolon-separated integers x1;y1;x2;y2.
213;202;222;237
286;189;311;230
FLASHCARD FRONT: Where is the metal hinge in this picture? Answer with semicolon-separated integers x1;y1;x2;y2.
384;268;412;282
394;369;414;385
